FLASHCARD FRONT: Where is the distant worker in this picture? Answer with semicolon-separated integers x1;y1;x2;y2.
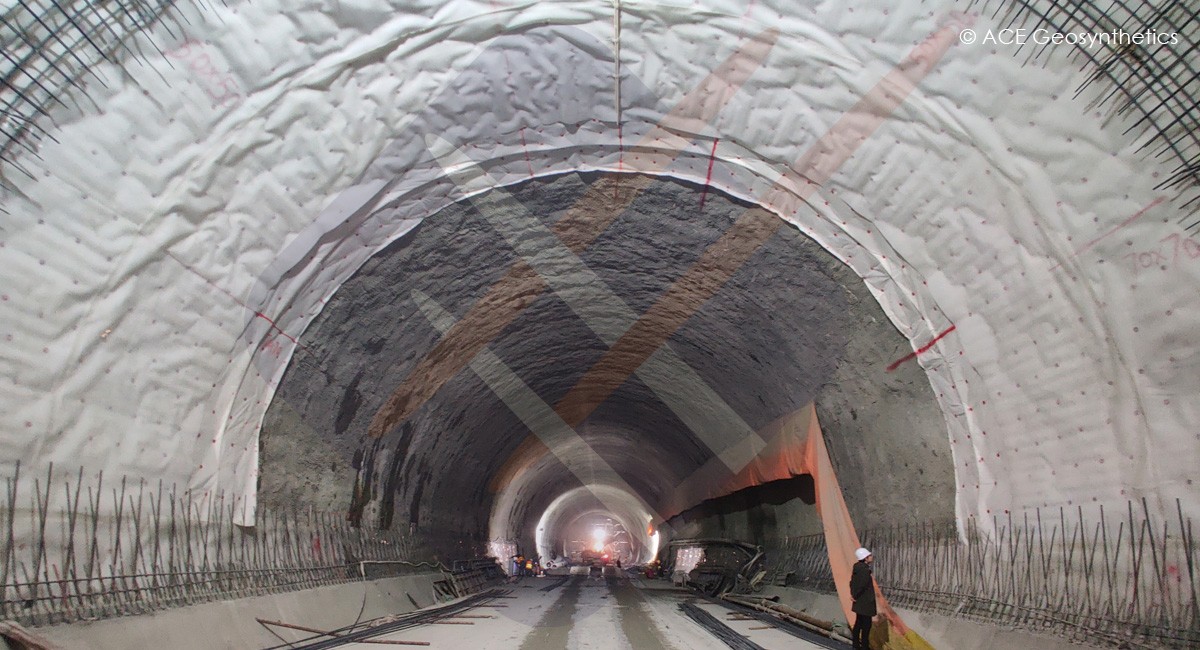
849;547;877;650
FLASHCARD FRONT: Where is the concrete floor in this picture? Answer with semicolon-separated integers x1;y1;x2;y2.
336;573;837;649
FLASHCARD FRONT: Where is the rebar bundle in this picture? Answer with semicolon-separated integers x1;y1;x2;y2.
678;600;769;650
270;588;511;650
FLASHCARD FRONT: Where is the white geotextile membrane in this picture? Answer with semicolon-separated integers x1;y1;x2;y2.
0;0;1196;529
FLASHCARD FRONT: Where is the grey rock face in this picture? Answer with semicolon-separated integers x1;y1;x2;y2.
261;172;953;554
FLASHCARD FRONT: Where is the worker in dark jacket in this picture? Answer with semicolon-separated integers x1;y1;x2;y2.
849;547;877;650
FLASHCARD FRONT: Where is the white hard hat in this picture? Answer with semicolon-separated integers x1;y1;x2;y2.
855;547;872;561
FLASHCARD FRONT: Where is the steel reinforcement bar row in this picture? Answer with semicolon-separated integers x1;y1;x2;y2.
265;588;511;650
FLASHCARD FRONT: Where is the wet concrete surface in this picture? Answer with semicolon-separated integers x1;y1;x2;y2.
348;573;835;649
519;575;582;649
608;576;676;650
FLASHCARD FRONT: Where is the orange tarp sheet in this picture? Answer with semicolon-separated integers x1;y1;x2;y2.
664;405;924;647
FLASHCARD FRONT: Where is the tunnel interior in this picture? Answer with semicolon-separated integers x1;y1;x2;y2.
545;507;640;565
259;171;955;561
2;0;1198;646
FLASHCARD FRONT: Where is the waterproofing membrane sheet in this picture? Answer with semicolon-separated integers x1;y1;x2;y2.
0;0;1196;529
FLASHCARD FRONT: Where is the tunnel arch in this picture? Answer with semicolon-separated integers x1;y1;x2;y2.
533;486;655;565
232;17;1199;534
258;167;952;563
0;0;1193;561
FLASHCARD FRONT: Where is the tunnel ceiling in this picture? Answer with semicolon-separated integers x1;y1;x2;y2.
261;172;890;543
1;0;1197;544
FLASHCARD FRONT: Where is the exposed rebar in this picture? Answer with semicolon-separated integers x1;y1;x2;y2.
761;500;1198;649
0;464;431;627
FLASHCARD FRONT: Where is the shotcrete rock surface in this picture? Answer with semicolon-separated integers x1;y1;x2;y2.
261;172;953;554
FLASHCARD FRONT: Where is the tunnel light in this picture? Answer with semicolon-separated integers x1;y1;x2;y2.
592;527;607;553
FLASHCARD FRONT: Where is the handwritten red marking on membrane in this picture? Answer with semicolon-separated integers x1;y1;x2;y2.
886;324;957;372
165;251;312;356
698;138;720;211
1049;197;1166;271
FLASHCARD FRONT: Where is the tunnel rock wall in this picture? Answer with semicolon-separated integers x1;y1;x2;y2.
814;257;956;529
261;171;938;553
662;255;954;549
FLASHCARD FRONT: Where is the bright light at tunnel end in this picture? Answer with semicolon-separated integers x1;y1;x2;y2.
592;527;607;553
